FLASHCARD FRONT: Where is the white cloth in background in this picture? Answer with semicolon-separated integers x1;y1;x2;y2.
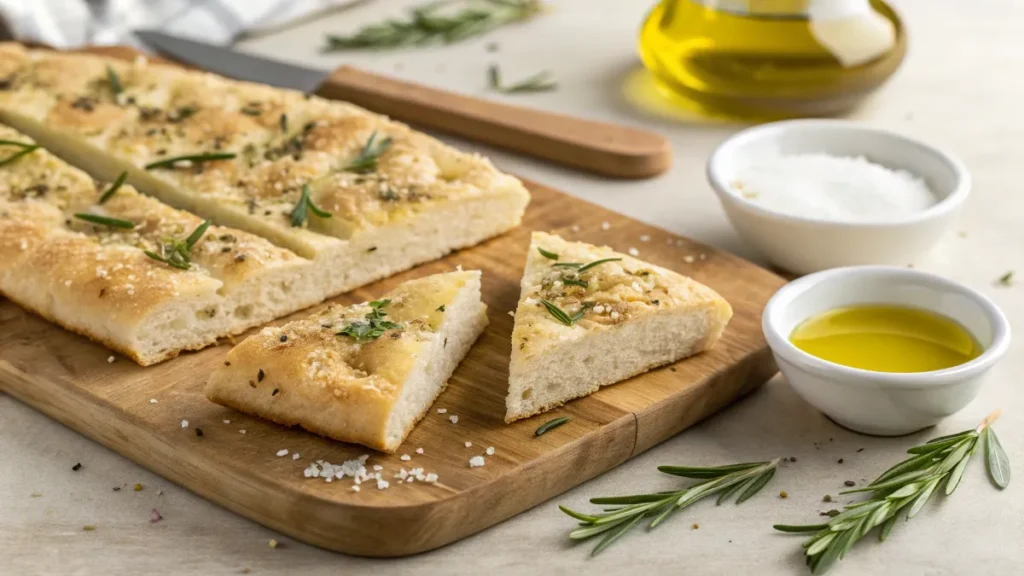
0;0;363;48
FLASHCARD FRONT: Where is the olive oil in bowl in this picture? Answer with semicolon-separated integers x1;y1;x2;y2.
789;305;982;373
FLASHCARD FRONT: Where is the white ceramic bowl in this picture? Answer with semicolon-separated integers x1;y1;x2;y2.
707;120;971;275
763;266;1010;436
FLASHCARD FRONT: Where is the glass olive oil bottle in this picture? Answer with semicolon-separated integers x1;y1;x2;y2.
638;0;906;119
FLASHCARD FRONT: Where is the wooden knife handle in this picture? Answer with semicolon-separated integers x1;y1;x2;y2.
316;66;672;180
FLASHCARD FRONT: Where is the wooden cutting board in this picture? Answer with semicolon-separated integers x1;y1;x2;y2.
0;44;784;557
0;180;783;557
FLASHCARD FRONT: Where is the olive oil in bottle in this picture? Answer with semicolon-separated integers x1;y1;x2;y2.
638;0;906;119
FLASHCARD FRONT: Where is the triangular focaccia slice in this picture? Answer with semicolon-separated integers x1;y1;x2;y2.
506;233;733;422
206;271;488;453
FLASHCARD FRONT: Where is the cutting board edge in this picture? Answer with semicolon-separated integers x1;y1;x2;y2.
0;356;639;556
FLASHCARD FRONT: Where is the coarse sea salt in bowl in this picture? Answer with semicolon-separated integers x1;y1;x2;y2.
706;120;970;275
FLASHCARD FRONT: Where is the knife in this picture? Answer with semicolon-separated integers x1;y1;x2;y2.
133;30;671;179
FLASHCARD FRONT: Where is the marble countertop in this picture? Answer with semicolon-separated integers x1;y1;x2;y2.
2;1;1021;574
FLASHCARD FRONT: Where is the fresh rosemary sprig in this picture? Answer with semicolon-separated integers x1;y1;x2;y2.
74;213;136;229
98;171;128;204
289;184;333;227
537;246;559;260
562;459;779;556
552;257;622;274
144;220;211;270
488;64;557;94
535;416;569;436
344;131;393;173
540;299;588;326
0;139;40;167
337;299;403;343
774;411;1009;574
106;65;123;95
145;152;236;170
323;0;543;51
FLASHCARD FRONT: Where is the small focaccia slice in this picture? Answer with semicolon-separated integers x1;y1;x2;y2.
206;271;488;453
505;232;733;422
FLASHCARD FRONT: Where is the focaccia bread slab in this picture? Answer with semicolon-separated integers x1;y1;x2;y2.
0;44;529;302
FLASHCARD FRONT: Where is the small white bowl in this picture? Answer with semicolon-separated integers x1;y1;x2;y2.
707;120;971;275
762;266;1010;436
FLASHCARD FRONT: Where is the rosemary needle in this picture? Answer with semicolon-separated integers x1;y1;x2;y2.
539;299;587;326
106;65;123;95
145;152;236;170
98;172;128;204
488;64;557;94
537;246;559;260
344;131;392;173
535;417;570;436
289;184;333;228
73;213;135;229
0;140;40;167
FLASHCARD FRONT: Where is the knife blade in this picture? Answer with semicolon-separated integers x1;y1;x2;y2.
133;30;672;179
135;30;329;92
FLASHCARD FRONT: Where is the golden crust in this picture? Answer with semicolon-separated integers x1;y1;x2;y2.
512;232;733;360
206;271;480;452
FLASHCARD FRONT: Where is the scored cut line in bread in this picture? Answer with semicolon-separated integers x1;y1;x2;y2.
505;232;733;422
206;270;488;453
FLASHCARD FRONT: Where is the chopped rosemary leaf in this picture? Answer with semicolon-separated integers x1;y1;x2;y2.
144;220;211;270
344;131;392;173
98;172;128;204
997;271;1014;286
563;278;588;288
0;140;40;167
145;152;236;170
537;246;559;260
279;113;288;133
74;213;135;229
535;416;570;436
436;305;446;312
489;64;557;94
337;299;403;343
289;184;333;227
106;65;123;95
